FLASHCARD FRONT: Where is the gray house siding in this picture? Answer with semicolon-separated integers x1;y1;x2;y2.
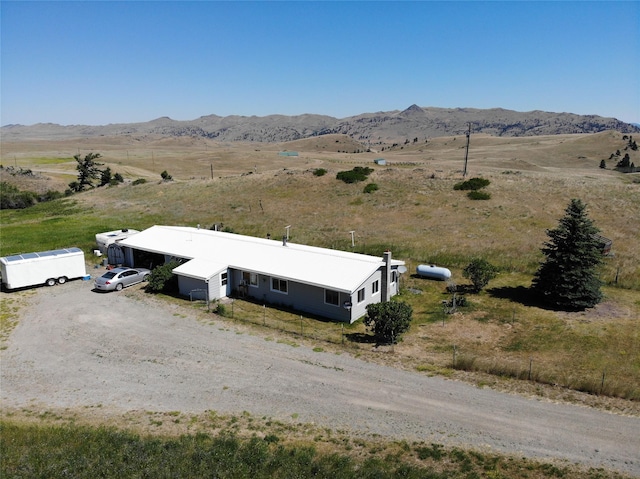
120;242;403;323
178;276;209;301
230;270;353;322
178;270;228;302
228;268;398;323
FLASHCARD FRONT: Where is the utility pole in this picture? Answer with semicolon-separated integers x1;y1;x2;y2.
463;123;471;177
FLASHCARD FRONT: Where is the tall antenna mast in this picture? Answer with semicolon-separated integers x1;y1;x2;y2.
463;123;471;177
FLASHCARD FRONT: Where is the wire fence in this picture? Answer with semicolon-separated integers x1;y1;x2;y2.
189;295;639;401
201;297;360;348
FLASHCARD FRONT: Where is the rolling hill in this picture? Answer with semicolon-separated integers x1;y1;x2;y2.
2;105;638;144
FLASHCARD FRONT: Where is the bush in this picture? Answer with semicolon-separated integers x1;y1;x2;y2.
364;301;413;344
215;303;228;317
313;168;327;177
363;183;379;194
463;258;498;292
453;177;490;191
145;260;181;293
132;178;147;186
0;182;37;209
336;166;373;184
467;190;491;200
160;170;173;181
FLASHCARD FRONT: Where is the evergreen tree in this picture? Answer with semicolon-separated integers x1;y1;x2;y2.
531;199;603;310
70;152;103;191
99;167;112;186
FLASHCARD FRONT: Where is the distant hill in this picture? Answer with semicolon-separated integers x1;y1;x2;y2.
2;106;638;144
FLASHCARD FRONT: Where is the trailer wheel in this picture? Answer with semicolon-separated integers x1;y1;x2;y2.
46;278;56;287
57;276;68;285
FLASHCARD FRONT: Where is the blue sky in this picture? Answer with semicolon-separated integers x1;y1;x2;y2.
2;1;639;126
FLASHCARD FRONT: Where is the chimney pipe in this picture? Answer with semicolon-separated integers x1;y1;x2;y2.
381;250;392;302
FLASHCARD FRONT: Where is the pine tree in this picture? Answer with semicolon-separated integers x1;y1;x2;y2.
71;152;103;191
531;199;603;310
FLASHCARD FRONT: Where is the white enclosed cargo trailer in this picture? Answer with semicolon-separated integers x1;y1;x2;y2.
0;247;87;290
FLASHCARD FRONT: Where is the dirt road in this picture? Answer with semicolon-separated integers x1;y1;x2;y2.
1;278;638;476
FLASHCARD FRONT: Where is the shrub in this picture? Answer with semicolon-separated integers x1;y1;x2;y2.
145;260;181;293
453;177;490;191
39;190;64;202
336;166;373;184
364;301;413;344
0;182;37;209
132;178;147;186
363;183;379;194
467;190;491;200
160;170;173;181
463;258;498;292
313;168;327;177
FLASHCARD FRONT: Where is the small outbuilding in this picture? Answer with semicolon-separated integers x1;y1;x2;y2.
118;225;405;323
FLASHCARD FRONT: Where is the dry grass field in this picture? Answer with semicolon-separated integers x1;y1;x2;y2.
1;130;639;405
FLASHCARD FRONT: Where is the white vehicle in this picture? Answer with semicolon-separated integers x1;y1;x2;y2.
0;247;87;290
95;229;139;255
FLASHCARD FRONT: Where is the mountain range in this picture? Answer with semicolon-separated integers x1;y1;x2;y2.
2;105;638;144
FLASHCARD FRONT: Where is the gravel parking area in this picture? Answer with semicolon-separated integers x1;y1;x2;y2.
1;278;639;476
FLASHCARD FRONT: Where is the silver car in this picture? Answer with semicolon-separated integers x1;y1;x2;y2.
94;267;151;292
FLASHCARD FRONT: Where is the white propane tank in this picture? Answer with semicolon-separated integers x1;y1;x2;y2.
416;264;452;281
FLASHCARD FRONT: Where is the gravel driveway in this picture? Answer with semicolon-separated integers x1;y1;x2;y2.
1;278;638;476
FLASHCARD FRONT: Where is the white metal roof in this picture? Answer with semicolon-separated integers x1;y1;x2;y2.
119;225;404;293
172;258;227;280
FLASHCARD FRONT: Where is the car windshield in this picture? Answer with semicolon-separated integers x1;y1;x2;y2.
102;272;117;279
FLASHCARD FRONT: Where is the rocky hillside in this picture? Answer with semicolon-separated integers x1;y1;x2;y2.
2;105;638;144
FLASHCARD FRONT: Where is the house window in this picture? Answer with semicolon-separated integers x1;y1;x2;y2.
357;288;365;303
221;272;228;286
372;280;379;295
242;271;258;287
325;289;339;306
391;270;398;283
271;277;288;294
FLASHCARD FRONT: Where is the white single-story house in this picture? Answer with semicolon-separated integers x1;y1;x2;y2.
117;225;405;323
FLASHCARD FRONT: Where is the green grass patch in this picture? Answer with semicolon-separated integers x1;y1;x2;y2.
0;419;621;479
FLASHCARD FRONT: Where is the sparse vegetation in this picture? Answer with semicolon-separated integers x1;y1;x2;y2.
313;168;327;176
1;131;638;405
